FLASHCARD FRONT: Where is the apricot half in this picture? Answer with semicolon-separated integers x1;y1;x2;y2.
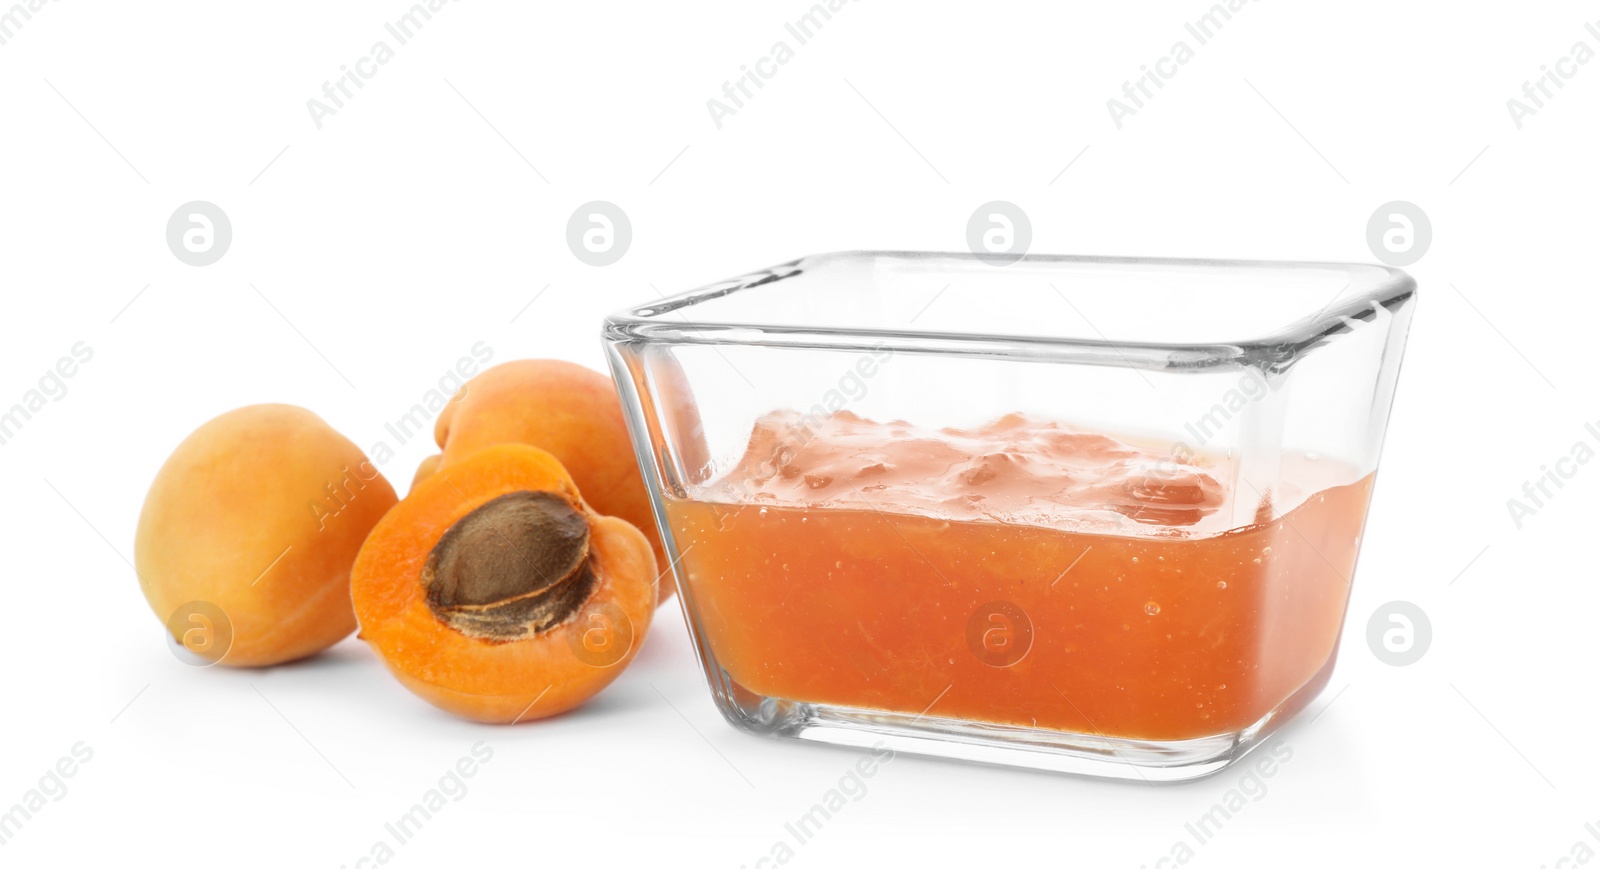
429;360;671;601
135;404;397;667
351;443;656;723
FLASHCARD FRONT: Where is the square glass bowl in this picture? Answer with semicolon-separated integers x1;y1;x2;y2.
602;251;1416;781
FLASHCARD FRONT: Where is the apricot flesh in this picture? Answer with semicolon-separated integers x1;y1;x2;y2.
135;404;397;667
433;360;670;601
351;443;656;723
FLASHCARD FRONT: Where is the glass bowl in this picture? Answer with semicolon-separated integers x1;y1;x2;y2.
602;251;1416;781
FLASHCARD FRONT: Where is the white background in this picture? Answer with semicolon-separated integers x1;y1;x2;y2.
2;1;1596;866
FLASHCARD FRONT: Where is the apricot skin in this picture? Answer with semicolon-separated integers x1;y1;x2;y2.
135;404;397;667
352;444;656;723
433;360;670;601
411;454;441;493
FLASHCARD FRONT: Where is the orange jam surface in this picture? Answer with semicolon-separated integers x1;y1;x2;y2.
664;411;1374;742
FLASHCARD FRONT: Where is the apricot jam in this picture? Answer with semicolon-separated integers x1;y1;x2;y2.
663;411;1373;742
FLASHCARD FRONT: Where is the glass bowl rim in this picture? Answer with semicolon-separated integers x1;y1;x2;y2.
602;250;1416;372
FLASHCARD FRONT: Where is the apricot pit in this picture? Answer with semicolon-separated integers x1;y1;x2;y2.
423;491;598;641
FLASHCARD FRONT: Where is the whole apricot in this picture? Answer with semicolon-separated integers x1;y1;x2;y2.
135;404;397;667
433;360;670;601
351;443;657;722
